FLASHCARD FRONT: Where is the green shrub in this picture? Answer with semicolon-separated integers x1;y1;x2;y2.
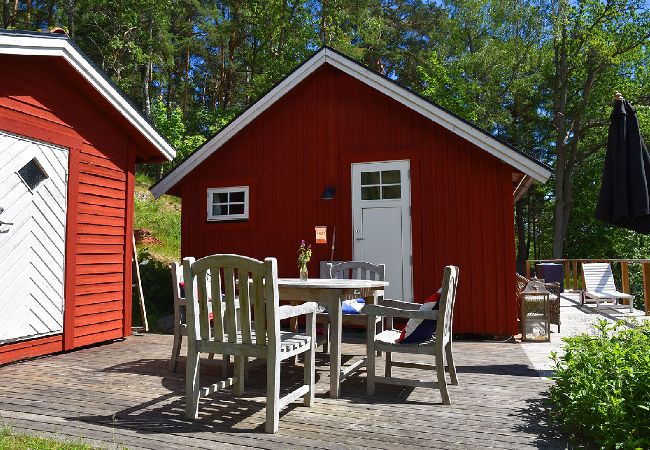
549;320;650;448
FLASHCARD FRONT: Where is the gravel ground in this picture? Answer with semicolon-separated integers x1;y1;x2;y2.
520;292;649;378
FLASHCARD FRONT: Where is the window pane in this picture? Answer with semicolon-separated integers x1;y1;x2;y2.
214;192;228;203
382;185;401;199
18;158;48;190
381;170;400;184
212;204;228;216
230;191;245;202
361;171;380;185
361;186;380;200
229;204;245;215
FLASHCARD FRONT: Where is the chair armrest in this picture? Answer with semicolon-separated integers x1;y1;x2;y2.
379;299;422;311
278;302;319;320
362;304;438;320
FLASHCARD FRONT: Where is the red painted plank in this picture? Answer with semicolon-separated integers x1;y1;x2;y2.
0;335;63;365
74;319;123;338
74;328;123;348
123;142;136;336
76;282;124;297
63;147;80;351
76;299;124;316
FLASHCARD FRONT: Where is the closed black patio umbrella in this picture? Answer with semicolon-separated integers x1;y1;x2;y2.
595;95;650;233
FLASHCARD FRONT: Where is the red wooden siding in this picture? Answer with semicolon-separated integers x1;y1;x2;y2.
179;65;518;336
0;55;136;364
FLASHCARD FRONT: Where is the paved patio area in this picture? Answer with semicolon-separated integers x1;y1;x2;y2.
0;333;565;449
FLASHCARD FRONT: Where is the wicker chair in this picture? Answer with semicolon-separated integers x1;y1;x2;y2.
516;273;561;333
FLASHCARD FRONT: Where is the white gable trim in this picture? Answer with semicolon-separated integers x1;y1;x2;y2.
151;48;549;197
0;33;175;161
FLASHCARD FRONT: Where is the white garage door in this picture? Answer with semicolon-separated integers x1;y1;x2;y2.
0;131;69;344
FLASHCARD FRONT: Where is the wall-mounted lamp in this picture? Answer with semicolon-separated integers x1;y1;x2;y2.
321;186;336;200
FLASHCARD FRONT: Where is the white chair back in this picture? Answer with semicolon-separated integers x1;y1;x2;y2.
183;254;279;348
327;261;385;281
582;263;617;292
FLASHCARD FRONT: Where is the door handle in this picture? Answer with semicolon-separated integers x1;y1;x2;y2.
355;237;365;241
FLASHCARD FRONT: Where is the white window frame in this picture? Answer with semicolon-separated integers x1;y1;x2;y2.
207;186;249;221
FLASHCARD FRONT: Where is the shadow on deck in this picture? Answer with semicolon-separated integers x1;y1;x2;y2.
0;333;565;449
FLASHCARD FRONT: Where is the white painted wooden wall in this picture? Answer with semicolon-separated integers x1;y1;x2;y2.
0;131;69;344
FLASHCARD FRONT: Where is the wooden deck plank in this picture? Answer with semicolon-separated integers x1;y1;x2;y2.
0;333;565;449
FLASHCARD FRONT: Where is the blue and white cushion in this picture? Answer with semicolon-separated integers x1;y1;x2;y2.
397;290;441;344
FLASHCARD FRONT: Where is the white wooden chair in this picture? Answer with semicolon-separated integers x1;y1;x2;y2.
183;254;319;433
363;265;459;404
581;262;634;312
318;261;384;353
170;262;232;373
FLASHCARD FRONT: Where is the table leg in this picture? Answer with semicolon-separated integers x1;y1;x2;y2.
329;290;342;399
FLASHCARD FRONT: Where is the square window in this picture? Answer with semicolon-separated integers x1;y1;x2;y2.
18;158;48;191
207;186;249;221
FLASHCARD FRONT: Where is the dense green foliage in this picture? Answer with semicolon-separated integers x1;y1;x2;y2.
3;1;650;268
549;320;650;448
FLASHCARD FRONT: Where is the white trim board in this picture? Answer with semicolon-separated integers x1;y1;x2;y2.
150;47;550;198
0;32;175;161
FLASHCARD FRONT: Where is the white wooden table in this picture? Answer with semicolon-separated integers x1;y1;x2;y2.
278;278;388;399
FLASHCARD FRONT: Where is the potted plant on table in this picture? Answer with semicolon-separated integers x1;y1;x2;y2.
297;240;312;281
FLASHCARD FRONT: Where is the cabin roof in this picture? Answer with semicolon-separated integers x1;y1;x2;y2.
0;29;175;161
151;46;551;198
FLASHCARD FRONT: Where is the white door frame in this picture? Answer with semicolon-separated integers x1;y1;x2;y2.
351;160;413;302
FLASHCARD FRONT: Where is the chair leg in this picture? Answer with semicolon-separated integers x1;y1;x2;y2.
323;322;330;354
376;317;383;357
304;312;316;406
436;348;450;405
384;351;392;378
234;356;245;396
265;357;280;433
366;314;376;396
170;331;182;372
445;342;458;386
221;354;230;377
208;353;215;360
185;344;201;419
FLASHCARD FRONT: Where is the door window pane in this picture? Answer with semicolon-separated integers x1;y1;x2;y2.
361;171;380;185
229;204;245;215
381;170;400;184
18;158;48;191
382;185;401;199
361;186;381;200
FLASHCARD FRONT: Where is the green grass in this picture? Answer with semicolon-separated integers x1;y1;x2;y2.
133;172;181;263
132;173;182;330
0;426;99;449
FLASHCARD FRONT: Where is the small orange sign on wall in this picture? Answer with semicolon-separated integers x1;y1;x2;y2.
315;226;327;244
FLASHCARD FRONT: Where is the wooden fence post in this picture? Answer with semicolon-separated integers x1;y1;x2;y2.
621;262;630;294
572;261;578;290
564;261;570;291
642;263;650;315
525;260;531;279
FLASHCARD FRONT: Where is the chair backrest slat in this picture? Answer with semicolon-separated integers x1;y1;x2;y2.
252;272;266;346
582;263;617;292
435;265;459;348
196;271;210;341
210;269;225;342
238;271;253;344
223;267;238;342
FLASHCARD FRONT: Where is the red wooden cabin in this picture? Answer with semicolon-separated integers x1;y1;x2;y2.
0;30;174;365
152;47;550;336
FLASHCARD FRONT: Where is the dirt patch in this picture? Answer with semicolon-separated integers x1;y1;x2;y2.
134;228;162;246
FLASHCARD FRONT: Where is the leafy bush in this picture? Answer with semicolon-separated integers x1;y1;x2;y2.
549;320;650;448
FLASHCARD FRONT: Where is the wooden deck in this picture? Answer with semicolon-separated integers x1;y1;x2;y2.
0;333;565;449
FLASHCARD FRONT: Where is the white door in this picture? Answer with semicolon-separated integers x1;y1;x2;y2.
0;131;69;344
352;160;413;302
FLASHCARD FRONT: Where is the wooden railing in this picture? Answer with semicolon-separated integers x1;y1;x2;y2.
526;259;650;314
